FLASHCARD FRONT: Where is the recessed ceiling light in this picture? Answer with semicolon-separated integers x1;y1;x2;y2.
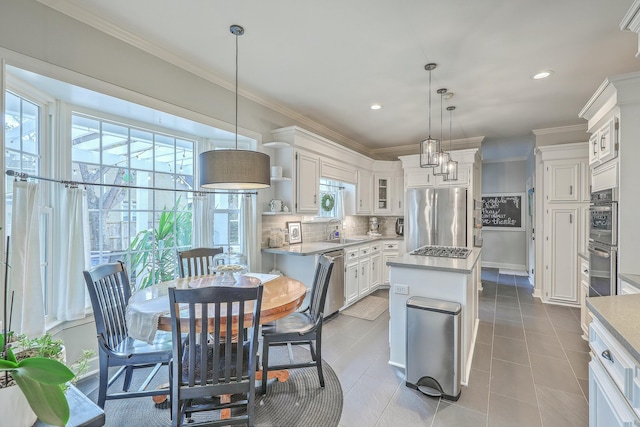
370;104;382;110
532;70;553;80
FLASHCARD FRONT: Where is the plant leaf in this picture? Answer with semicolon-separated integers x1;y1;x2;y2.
16;357;75;384
12;372;70;426
0;358;17;369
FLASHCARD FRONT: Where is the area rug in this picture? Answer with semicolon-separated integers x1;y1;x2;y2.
341;295;388;321
87;346;343;427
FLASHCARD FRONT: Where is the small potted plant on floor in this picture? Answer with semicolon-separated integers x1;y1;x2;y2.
0;236;75;427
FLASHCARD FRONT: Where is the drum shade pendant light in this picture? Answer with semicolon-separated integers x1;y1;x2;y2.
444;106;458;181
199;25;271;190
434;88;450;176
420;63;441;168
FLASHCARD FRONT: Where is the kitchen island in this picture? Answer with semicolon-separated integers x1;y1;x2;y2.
387;248;481;385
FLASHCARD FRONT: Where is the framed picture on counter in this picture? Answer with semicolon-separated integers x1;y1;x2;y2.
287;221;302;244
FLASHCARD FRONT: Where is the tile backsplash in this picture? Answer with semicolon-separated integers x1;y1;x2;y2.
261;215;400;247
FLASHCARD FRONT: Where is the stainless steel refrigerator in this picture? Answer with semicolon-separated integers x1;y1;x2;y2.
406;187;467;251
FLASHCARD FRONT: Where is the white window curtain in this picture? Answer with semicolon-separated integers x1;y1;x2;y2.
240;194;257;270
192;193;214;248
9;181;44;337
54;186;90;321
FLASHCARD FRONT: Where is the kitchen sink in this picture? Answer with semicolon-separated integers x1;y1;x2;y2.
325;237;368;244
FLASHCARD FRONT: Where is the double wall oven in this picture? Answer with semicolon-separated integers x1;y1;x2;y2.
588;188;618;297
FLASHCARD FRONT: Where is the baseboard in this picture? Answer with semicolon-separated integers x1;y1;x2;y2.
481;261;527;271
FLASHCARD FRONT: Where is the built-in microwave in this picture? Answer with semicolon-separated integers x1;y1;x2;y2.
589;189;618;247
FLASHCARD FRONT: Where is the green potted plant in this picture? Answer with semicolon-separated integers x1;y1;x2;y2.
0;236;75;427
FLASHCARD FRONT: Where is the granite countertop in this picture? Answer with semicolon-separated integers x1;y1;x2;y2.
587;294;640;362
262;235;404;256
386;248;482;274
619;273;640;289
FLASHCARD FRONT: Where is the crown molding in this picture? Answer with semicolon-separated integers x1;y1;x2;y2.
531;124;587;135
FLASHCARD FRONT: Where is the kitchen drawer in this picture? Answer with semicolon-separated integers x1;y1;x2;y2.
382;242;399;251
346;248;359;264
370;243;380;254
359;246;371;257
590;319;635;400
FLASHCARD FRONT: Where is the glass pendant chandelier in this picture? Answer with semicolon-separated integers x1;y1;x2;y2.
199;25;271;190
434;88;450;176
444;105;459;181
420;63;441;168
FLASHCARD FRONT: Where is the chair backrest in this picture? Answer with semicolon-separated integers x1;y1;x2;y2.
83;261;132;350
177;247;224;278
168;284;263;395
308;255;335;321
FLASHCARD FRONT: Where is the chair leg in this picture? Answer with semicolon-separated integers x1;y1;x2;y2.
261;337;270;395
97;354;109;409
123;365;134;391
315;333;325;388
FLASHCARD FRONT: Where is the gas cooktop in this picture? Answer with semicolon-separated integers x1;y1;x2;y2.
410;245;472;259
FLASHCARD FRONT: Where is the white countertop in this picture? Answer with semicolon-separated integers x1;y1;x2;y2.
261;235;404;256
387;248;482;274
587;294;640;362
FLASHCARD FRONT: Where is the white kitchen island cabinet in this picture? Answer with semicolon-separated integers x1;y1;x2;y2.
387;249;481;386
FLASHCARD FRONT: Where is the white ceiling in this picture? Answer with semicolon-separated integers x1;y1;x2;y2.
37;0;640;159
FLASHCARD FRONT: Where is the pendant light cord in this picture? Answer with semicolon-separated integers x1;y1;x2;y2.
428;68;432;138
235;30;239;150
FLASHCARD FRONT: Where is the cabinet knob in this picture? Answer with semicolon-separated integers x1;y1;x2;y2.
601;349;613;363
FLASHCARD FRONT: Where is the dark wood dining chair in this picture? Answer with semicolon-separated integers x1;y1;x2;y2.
168;284;263;426
83;261;174;409
260;254;335;395
177;247;224;278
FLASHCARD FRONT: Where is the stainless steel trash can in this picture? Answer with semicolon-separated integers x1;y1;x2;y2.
405;296;461;401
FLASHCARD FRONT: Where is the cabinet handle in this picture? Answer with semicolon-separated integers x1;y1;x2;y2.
569;214;572;224
569;185;573;195
399;200;401;209
601;349;613;363
583;269;589;274
355;269;357;278
314;194;317;204
600;134;606;150
593;141;598;156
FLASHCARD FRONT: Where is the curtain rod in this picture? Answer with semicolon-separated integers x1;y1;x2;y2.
320;183;345;190
4;170;257;196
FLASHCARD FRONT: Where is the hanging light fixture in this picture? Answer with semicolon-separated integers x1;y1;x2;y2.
419;63;441;168
444;106;458;181
434;88;450;176
199;25;271;190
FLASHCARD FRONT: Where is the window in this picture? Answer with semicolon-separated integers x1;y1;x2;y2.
4;90;53;315
319;178;340;218
71;112;195;289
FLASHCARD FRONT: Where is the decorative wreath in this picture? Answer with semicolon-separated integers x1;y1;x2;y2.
321;193;335;211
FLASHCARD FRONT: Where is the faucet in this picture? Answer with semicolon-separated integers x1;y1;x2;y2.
325;218;341;241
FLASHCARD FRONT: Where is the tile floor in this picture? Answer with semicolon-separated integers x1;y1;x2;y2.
325;268;589;427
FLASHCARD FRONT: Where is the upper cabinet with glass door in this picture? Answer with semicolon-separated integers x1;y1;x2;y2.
374;174;391;215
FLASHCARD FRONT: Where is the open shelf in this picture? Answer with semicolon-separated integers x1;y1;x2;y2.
270;176;292;182
262;211;293;216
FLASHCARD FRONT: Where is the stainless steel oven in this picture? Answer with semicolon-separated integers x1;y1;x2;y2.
588;241;617;297
589;188;618;246
588;188;618;297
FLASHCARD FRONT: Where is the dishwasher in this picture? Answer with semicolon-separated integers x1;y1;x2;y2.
322;249;345;317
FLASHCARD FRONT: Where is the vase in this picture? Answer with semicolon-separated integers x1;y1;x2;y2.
0;385;37;427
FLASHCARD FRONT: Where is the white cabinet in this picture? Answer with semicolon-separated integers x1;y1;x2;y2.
544;205;579;304
373;174;392;215
382;241;400;285
356;170;373;214
296;151;319;213
345;248;360;305
588;318;640;426
405;167;435;188
546;160;580;202
370;243;381;290
359;257;371;297
589;117;618;167
435;164;470;186
619;280;640;295
535;143;588;307
580;257;590;337
392;172;404;215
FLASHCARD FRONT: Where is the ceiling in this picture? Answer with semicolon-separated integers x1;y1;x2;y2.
36;0;640;160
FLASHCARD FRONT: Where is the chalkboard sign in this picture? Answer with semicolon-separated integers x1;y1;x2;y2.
482;194;524;230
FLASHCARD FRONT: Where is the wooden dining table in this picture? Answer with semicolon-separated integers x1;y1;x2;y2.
128;273;307;333
127;273;308;391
